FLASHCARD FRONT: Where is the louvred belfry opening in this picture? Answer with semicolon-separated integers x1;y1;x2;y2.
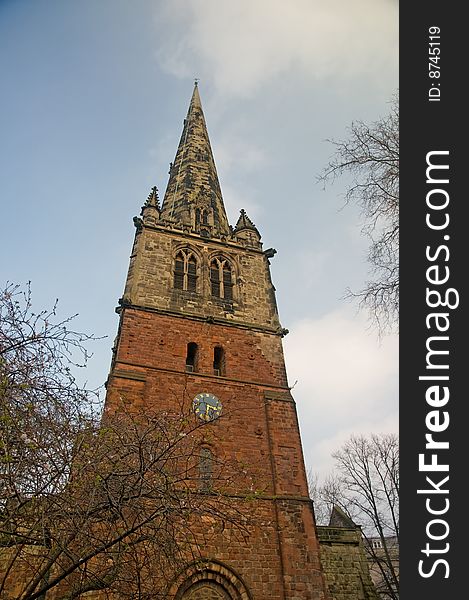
174;250;197;292
210;257;233;300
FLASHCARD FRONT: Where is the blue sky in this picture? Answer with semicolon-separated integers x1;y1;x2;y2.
0;0;398;479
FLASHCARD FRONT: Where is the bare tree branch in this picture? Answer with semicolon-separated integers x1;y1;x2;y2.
319;93;399;335
314;433;399;599
0;283;255;599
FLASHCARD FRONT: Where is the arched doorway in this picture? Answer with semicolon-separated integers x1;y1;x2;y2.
182;580;231;599
171;560;251;600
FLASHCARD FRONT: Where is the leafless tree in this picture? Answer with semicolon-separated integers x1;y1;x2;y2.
0;282;100;503
0;283;255;599
307;469;343;527
313;434;399;599
306;469;331;526
320;94;399;335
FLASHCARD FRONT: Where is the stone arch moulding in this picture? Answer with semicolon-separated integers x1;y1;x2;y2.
169;560;252;600
207;250;238;273
173;242;204;263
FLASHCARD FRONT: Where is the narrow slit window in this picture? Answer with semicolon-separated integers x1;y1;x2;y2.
200;447;212;492
186;342;198;372
213;346;225;376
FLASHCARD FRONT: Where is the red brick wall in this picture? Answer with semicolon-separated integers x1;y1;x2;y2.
111;308;287;386
104;307;328;599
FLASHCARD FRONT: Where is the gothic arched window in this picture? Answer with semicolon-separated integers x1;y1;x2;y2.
174;250;198;292
210;257;233;300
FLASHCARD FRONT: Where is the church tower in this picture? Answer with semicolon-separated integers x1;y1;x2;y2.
104;84;328;600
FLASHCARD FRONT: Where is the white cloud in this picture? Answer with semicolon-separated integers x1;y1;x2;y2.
220;181;263;226
155;0;398;97
213;134;268;176
283;307;398;478
214;133;267;224
305;413;399;480
284;309;398;414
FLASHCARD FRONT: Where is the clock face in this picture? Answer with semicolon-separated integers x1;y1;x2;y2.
193;392;222;422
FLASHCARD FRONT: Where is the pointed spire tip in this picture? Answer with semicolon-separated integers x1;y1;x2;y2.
160;81;229;236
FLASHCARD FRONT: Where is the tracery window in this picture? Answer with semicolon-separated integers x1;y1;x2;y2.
174;250;197;292
210;257;233;300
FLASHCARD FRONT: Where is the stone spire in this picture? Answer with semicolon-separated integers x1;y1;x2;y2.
160;83;230;237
